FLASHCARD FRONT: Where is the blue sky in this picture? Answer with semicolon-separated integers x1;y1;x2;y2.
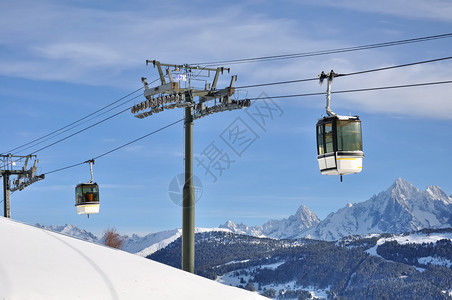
1;0;452;236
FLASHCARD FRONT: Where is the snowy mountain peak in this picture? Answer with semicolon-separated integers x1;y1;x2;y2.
219;221;265;237
388;177;420;202
426;185;451;203
291;204;320;229
35;223;99;243
220;205;319;239
295;204;317;218
303;178;452;240
35;179;451;249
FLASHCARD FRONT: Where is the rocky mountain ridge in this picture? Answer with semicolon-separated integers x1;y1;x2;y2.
37;178;452;251
222;178;452;241
220;205;320;239
303;178;452;240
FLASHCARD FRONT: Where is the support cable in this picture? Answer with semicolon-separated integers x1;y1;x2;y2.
5;56;452;162
235;56;452;89
23;78;452;156
31;106;132;155
5;56;450;154
17;94;143;155
44;79;452;175
15;56;450;155
339;56;452;77
192;33;452;66
43;118;184;175
3;79;157;156
246;80;452;101
3;87;143;154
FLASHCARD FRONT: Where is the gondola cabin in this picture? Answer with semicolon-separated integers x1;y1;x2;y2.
316;115;363;176
75;182;100;215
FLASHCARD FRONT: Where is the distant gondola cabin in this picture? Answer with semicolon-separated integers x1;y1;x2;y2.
75;183;100;215
316;115;363;176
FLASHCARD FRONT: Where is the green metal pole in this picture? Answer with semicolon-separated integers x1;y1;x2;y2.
182;93;195;273
3;173;11;218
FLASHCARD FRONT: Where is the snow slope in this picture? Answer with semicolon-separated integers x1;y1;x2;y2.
35;223;98;243
365;231;452;256
38;223;231;257
0;217;265;299
117;229;181;257
129;227;231;257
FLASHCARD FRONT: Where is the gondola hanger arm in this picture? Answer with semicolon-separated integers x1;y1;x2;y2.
84;159;95;184
319;70;342;117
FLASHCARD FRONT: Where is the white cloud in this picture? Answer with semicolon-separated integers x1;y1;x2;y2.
34;43;123;67
302;0;452;22
1;0;451;119
0;1;313;85
328;61;452;119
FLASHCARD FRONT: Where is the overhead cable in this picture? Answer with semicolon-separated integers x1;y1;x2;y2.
31;106;132;155
246;80;452;101
43;118;184;175
339;56;452;77
17;93;143;155
192;33;452;66
2;87;145;155
40;79;452;175
235;56;452;89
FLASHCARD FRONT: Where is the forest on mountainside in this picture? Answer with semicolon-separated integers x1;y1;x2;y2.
149;230;452;299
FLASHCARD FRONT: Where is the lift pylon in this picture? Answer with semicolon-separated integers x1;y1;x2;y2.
1;154;45;218
132;61;251;273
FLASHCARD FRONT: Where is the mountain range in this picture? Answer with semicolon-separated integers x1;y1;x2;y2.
34;178;452;299
303;178;452;240
219;205;320;239
37;178;452;250
222;178;452;241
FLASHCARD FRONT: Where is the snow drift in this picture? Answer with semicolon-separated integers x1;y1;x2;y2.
0;217;264;299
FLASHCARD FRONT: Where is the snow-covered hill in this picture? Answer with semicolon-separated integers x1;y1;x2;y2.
363;229;452;259
0;217;265;299
150;228;452;299
35;223;98;243
303;178;452;240
120;229;181;257
121;227;231;257
220;205;320;239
